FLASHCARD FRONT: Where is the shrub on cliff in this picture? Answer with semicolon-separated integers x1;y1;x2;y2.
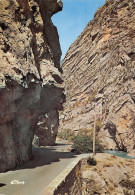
72;135;103;154
79;128;90;135
57;129;75;141
87;156;97;166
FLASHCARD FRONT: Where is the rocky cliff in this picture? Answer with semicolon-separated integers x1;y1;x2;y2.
0;0;64;172
45;154;135;195
82;154;135;195
60;0;135;155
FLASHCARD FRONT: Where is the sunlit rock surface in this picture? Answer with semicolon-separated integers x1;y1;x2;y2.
60;0;135;155
82;154;135;194
0;0;64;172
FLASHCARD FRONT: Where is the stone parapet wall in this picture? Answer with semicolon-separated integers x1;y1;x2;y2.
44;154;135;195
44;155;89;195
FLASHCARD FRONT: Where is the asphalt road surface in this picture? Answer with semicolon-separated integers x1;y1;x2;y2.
0;140;89;195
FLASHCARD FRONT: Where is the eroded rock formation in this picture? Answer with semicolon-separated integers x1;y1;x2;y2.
60;0;135;155
0;0;64;172
35;109;59;146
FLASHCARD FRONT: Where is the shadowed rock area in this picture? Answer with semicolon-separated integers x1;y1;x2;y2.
0;0;65;172
59;0;135;156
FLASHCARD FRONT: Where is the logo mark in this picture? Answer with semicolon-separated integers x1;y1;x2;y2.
10;180;26;185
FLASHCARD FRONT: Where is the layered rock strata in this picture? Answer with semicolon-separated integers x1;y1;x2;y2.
60;0;135;155
0;0;64;172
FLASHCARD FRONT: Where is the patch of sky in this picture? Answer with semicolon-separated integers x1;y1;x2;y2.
52;0;106;60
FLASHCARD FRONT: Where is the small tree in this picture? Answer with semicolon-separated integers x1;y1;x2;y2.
57;129;75;140
72;134;103;154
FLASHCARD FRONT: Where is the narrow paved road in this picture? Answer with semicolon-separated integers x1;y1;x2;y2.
0;140;90;195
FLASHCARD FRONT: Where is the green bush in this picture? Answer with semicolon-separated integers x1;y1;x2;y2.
72;134;103;154
96;119;103;131
79;128;90;135
57;129;75;141
87;156;97;166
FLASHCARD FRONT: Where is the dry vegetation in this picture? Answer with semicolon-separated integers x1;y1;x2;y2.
82;153;135;195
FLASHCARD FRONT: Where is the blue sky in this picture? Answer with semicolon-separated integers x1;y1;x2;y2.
52;0;105;59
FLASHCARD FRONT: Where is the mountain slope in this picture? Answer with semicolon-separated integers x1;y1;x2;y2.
60;0;135;155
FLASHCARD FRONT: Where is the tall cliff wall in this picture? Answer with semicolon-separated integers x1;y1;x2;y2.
0;0;65;172
60;0;135;155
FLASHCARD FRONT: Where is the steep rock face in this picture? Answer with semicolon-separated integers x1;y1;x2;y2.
60;0;135;155
35;109;59;146
0;0;64;172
